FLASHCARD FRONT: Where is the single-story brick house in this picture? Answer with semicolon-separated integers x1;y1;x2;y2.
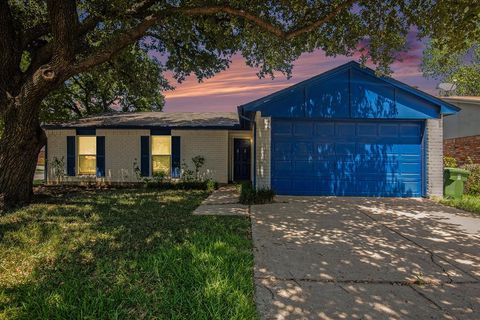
43;61;459;197
441;96;480;165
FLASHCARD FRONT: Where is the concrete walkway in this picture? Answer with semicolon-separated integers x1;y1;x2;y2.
252;197;480;319
192;185;249;216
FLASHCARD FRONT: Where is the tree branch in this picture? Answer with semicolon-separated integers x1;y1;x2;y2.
285;0;357;39
175;0;356;40
72;14;160;74
68;101;83;118
72;1;355;75
22;23;51;49
0;0;21;104
125;0;159;17
47;0;79;61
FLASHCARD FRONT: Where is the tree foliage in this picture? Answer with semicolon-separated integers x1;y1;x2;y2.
41;45;171;122
422;41;480;96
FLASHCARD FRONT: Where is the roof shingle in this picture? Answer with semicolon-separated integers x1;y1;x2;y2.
43;112;240;129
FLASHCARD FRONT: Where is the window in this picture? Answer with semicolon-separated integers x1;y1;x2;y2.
78;136;96;175
152;136;171;175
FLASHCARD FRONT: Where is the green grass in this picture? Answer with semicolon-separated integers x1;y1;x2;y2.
0;189;257;319
32;180;44;186
438;194;480;214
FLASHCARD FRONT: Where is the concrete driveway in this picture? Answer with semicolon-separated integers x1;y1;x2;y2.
251;197;480;319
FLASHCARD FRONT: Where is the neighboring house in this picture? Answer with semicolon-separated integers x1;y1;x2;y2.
43;61;459;197
441;96;480;165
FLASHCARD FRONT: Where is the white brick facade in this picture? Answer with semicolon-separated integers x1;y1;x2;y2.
45;128;234;184
255;112;271;189
98;129;150;183
426;118;444;197
171;129;230;183
45;129;75;183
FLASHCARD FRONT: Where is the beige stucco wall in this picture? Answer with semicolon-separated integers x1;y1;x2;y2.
171;129;229;183
426;118;444;197
254;112;271;189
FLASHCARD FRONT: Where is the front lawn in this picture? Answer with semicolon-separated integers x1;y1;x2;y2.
0;189;257;319
438;194;480;215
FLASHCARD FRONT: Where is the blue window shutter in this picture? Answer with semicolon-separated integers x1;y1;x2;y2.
66;136;75;176
171;136;181;178
96;136;105;177
140;136;150;176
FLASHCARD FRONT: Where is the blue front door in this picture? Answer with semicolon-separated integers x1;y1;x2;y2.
271;119;424;197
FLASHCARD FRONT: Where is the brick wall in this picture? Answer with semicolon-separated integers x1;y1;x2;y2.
97;129;150;183
45;128;230;184
45;129;75;183
426;119;444;197
171;129;229;183
444;135;480;165
255;112;271;189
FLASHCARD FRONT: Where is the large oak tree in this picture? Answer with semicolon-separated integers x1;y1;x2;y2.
0;0;479;208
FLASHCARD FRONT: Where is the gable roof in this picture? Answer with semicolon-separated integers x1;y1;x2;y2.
239;61;460;116
43;112;240;129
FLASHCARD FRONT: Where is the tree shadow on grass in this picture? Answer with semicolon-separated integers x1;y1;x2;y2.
0;189;257;319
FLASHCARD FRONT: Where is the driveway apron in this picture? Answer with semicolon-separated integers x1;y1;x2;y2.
251;197;480;320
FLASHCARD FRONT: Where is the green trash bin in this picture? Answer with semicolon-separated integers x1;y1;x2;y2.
444;167;470;198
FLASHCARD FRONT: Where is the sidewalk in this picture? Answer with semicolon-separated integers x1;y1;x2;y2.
193;185;249;216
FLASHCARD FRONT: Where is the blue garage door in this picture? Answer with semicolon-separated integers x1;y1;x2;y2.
271;120;424;197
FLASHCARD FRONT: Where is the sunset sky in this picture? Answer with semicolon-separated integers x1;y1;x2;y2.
162;33;439;112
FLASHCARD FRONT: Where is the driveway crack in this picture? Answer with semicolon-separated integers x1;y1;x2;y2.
357;208;477;283
288;271;303;288
253;275;479;286
260;283;276;300
408;284;457;319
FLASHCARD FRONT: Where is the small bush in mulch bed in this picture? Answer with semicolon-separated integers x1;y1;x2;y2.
462;163;480;195
239;182;275;205
145;179;218;192
32;180;219;203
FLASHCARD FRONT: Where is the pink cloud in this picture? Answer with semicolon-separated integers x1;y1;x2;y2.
163;34;436;112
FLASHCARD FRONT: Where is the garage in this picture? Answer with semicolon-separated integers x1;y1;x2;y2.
271;119;424;196
239;61;460;197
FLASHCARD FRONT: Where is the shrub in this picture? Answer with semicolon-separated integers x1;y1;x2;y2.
50;156;65;183
152;171;168;183
461;163;480;195
145;180;218;191
444;156;458;168
239;182;275;205
191;155;206;180
206;179;218;192
180;160;196;182
239;182;256;205
255;188;276;204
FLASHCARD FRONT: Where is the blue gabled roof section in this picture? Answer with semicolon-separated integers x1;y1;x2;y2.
239;61;460;119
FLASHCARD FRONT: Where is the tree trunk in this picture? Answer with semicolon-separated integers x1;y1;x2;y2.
0;103;46;209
